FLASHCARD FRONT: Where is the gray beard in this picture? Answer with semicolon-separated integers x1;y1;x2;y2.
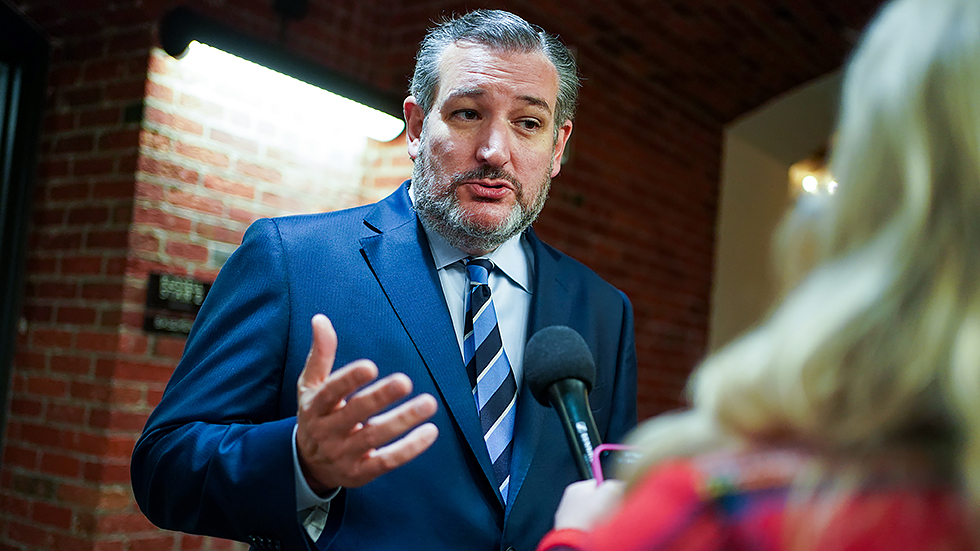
411;145;551;254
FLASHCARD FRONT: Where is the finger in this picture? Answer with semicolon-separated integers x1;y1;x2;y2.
597;479;626;503
298;315;338;399
564;479;600;497
600;479;626;493
330;373;414;430
303;359;379;417
346;392;438;453
359;422;439;480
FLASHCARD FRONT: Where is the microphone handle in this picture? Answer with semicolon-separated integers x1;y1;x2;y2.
546;378;601;480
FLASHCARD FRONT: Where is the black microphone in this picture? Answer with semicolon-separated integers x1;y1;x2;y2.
524;326;601;480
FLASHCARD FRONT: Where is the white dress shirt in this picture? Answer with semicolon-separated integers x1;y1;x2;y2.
424;219;533;387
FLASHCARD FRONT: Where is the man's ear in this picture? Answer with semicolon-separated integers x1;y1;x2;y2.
404;96;425;160
551;120;573;178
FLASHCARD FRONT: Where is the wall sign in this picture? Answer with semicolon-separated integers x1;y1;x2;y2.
143;273;212;335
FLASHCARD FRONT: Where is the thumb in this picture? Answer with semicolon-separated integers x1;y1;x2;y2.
298;314;338;407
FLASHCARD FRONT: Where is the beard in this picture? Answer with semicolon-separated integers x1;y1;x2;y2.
412;141;552;255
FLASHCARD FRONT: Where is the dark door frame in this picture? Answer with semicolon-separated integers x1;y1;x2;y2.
0;0;50;457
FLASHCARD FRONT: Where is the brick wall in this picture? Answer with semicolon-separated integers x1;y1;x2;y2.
0;4;409;549
133;47;406;279
0;0;882;549
0;6;155;550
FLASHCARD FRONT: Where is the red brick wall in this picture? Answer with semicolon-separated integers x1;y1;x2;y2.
0;6;156;550
133;47;406;278
0;0;882;549
1;3;410;549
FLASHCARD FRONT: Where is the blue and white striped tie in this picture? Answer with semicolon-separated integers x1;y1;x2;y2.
463;258;518;502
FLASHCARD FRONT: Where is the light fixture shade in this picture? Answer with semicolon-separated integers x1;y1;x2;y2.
181;41;405;142
159;6;405;141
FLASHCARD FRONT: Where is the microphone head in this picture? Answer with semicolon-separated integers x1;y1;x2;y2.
524;326;597;406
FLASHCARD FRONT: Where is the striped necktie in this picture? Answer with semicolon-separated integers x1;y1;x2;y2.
463;258;518;502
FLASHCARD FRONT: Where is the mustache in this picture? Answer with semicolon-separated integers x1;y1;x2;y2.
452;165;522;192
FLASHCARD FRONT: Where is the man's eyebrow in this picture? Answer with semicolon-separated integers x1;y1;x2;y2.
443;88;553;114
518;95;552;113
444;88;485;102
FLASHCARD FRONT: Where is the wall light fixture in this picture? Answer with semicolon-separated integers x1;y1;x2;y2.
159;6;405;142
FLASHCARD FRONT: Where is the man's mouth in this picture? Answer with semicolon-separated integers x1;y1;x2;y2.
460;180;513;200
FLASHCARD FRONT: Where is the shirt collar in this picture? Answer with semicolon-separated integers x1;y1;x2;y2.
411;182;532;293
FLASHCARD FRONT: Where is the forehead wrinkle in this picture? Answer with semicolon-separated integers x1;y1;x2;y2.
434;43;559;118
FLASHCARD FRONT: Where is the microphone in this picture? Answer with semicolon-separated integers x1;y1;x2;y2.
524;326;601;480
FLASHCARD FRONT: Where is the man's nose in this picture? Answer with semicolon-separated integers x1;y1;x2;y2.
475;120;512;167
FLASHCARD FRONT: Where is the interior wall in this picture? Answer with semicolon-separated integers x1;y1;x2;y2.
709;71;841;351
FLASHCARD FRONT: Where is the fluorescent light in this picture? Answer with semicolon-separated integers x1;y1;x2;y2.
182;41;404;142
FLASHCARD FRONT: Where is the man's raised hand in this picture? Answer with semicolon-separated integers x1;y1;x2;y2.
296;314;439;493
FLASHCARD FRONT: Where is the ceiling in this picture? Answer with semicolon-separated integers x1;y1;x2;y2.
12;0;889;128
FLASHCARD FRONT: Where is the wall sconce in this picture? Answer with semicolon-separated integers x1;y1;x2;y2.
159;6;406;142
788;145;837;198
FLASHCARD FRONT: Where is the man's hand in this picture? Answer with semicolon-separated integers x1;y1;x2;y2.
296;314;439;493
553;479;626;531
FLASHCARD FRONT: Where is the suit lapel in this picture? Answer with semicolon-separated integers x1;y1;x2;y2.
358;183;499;496
507;230;571;510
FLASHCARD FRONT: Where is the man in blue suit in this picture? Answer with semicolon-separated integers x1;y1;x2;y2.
131;9;637;551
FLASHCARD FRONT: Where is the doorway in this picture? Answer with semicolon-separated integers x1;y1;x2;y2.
0;0;50;457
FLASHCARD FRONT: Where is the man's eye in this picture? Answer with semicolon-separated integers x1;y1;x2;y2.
454;109;479;120
519;119;542;130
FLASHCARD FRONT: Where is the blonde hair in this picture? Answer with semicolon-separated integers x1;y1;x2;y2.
626;0;980;517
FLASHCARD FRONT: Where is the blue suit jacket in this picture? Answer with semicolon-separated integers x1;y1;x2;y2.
131;182;637;551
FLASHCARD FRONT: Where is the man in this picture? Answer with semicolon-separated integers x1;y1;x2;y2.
131;9;637;551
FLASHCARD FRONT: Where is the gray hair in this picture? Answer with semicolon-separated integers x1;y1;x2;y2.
409;9;580;138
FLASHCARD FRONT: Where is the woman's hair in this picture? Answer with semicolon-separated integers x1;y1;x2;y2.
625;0;980;512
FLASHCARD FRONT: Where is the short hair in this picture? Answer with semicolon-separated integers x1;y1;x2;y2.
409;9;580;137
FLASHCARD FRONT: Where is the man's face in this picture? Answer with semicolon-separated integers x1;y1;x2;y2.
405;42;573;255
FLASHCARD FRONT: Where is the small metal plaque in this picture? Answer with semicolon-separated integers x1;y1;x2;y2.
145;273;211;314
144;273;212;335
143;313;196;336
